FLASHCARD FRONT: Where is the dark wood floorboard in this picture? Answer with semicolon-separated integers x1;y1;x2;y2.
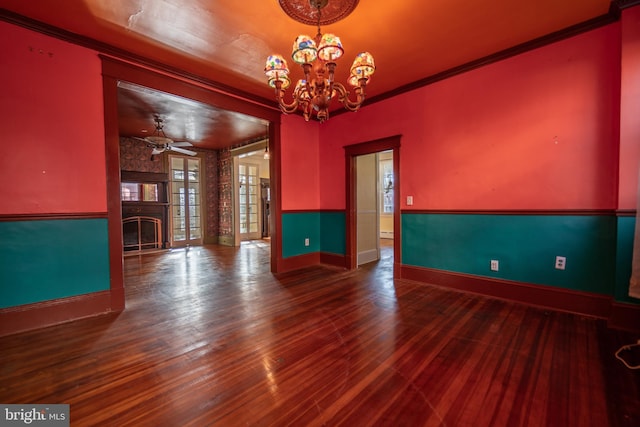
1;240;639;426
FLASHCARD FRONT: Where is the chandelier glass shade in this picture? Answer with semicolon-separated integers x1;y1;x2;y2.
264;2;375;122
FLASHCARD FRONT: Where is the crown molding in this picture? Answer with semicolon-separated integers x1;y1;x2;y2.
617;0;640;9
358;2;622;112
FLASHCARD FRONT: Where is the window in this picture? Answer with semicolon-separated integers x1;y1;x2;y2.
380;159;393;214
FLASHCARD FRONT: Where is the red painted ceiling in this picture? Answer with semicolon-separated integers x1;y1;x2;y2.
0;0;613;149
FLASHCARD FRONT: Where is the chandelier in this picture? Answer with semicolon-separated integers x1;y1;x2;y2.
264;0;375;123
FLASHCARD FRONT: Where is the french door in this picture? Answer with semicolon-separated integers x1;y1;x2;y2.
170;156;202;247
238;162;260;240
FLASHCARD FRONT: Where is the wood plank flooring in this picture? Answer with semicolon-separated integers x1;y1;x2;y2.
1;240;639;426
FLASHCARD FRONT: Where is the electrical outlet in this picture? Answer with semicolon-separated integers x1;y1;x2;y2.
555;256;566;270
490;260;499;271
304;238;310;247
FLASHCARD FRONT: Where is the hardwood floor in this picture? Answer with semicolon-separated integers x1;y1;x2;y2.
1;241;639;426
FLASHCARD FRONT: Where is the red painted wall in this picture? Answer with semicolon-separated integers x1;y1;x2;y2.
0;21;106;214
280;114;320;210
619;6;640;210
319;24;622;211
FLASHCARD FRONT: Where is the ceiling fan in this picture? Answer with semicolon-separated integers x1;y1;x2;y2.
133;116;197;156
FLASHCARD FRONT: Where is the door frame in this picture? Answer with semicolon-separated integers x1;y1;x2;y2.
345;135;401;273
101;56;282;313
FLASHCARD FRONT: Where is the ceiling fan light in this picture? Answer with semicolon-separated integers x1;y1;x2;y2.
265;54;290;79
317;33;344;62
291;35;317;64
145;135;173;145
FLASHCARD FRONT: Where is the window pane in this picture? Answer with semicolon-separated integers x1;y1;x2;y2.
171;191;182;206
121;182;139;201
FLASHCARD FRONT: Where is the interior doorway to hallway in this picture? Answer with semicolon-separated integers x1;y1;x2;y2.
345;136;401;272
355;150;394;267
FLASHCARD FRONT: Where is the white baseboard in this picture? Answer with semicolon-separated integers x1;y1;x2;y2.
358;248;379;265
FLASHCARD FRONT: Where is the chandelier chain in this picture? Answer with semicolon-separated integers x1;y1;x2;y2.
316;3;322;41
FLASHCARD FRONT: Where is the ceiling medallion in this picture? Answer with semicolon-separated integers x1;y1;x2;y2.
278;0;359;26
265;0;375;122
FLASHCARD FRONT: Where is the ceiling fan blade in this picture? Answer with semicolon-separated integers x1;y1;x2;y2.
171;141;193;147
131;136;150;143
169;146;197;156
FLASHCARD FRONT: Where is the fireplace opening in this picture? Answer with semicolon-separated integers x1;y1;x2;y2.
123;216;162;252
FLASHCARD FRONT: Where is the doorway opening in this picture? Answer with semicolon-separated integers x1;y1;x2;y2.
103;58;283;314
232;139;271;247
345;136;401;273
355;151;394;266
238;162;260;240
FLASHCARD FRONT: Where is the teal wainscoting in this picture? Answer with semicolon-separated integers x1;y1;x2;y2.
0;218;111;308
282;212;321;258
282;211;346;258
320;211;346;255
402;213;616;295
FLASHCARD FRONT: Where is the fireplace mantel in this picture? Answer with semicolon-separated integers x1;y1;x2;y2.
121;171;170;250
